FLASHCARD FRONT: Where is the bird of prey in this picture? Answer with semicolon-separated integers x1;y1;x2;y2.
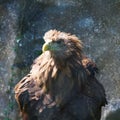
14;30;107;120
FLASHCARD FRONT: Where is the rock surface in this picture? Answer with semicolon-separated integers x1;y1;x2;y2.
0;0;120;120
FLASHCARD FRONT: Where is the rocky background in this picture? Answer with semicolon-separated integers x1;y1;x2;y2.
0;0;120;120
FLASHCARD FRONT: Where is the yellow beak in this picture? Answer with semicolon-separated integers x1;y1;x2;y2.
42;42;51;52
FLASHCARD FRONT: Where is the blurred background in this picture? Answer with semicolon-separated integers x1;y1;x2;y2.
0;0;120;120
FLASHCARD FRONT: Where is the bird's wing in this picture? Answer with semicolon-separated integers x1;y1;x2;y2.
14;74;56;118
81;56;107;106
83;77;107;107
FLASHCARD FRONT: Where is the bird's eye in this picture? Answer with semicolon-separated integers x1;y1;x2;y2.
56;39;63;44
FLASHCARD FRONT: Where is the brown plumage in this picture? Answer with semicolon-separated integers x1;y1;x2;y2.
14;30;107;120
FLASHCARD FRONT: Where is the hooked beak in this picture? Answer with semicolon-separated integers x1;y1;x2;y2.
42;42;51;52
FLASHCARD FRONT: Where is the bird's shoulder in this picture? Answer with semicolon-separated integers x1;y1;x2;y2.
81;55;99;77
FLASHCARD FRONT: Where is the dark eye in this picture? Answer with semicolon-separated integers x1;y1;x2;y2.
56;39;63;44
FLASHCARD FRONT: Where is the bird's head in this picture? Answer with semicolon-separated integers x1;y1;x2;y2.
42;29;83;60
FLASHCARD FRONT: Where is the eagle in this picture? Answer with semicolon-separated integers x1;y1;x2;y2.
14;30;107;120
